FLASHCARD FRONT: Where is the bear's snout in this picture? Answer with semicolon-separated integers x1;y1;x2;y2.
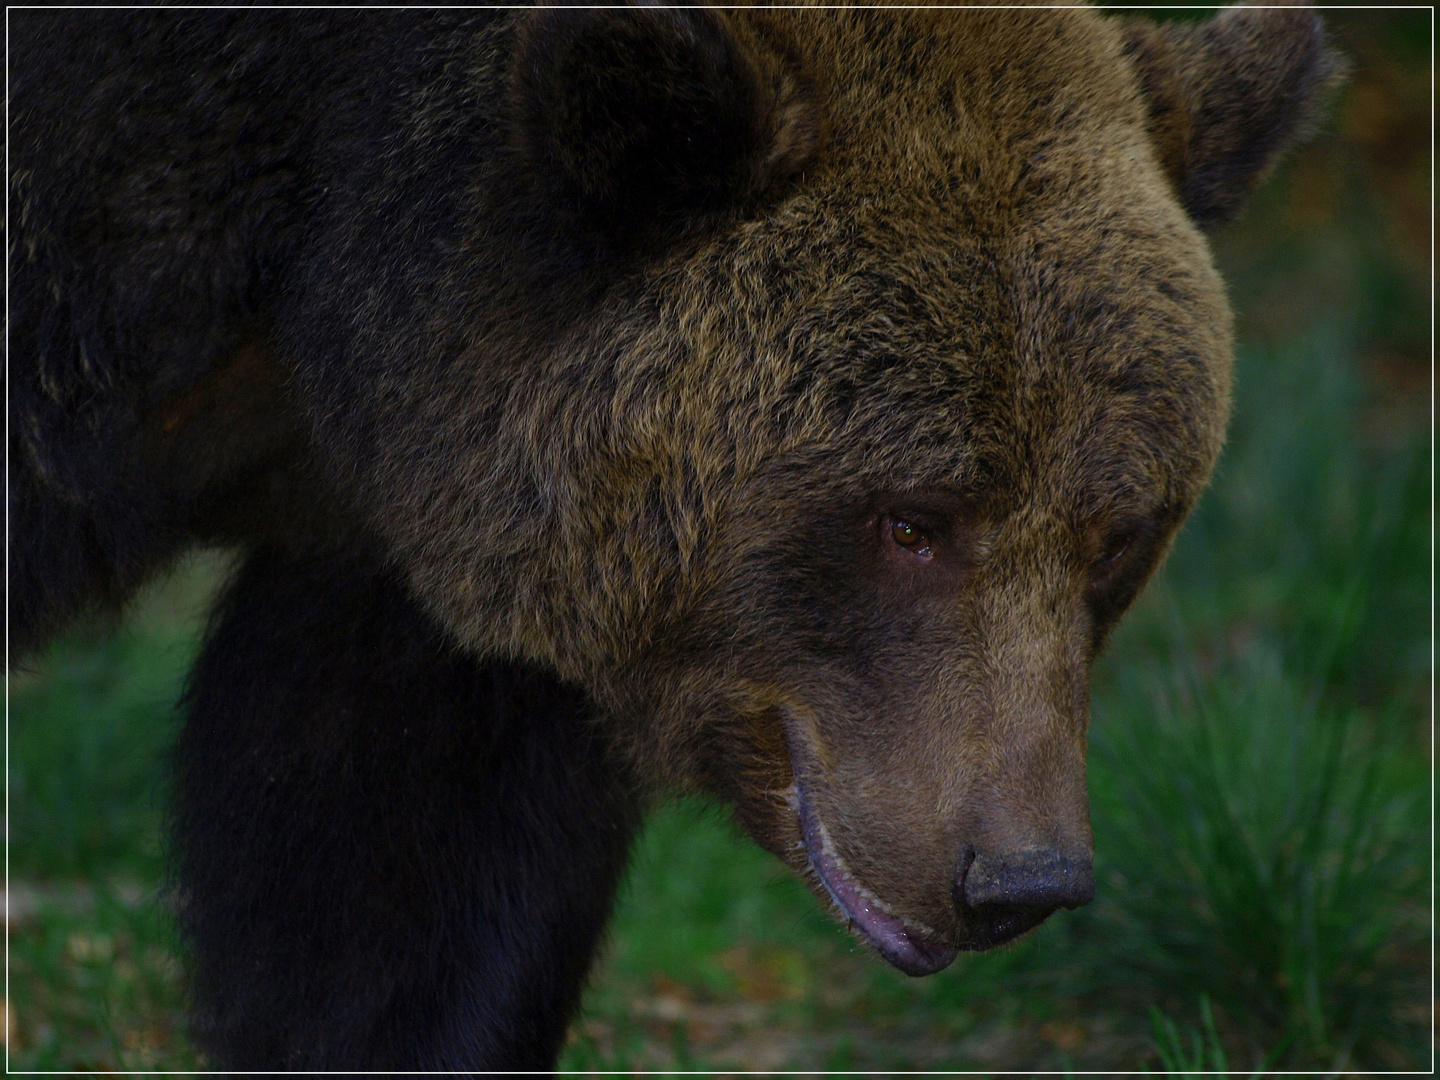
961;847;1096;911
925;847;1097;950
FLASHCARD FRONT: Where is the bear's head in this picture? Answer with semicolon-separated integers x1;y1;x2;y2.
318;4;1343;974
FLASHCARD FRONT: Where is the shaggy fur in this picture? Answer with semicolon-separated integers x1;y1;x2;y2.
174;549;639;1070
9;3;1342;1069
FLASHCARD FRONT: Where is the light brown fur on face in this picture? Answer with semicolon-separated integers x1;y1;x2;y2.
303;4;1340;970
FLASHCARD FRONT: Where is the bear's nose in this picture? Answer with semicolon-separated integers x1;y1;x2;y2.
958;848;1095;911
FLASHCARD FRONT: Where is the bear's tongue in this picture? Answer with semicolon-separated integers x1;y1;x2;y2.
793;782;957;977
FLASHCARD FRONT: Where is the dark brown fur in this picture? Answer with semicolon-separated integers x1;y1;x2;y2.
9;2;1342;1066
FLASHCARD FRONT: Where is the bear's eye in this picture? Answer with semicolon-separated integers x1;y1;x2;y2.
888;517;933;558
1092;528;1138;582
1100;534;1131;565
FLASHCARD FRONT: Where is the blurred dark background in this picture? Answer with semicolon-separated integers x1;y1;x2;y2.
7;7;1430;1071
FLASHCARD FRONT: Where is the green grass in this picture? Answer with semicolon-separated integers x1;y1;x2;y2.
8;889;201;1070
1072;331;1430;1070
1145;996;1287;1078
12;627;188;882
1087;653;1424;1066
7;555;225;1069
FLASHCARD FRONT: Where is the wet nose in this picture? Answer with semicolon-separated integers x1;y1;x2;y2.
959;848;1095;911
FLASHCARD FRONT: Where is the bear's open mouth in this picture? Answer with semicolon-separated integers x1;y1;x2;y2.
789;778;958;977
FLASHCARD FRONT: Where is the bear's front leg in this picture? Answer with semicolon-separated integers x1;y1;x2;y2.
171;547;641;1072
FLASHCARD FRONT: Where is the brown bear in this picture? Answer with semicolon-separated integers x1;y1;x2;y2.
8;3;1342;1070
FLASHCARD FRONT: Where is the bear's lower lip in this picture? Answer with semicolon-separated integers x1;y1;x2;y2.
791;781;957;977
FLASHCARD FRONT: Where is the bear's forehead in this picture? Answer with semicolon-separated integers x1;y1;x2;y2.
650;179;1227;516
691;8;1226;382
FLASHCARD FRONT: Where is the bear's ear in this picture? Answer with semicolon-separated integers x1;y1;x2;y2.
1120;2;1347;230
508;5;823;246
